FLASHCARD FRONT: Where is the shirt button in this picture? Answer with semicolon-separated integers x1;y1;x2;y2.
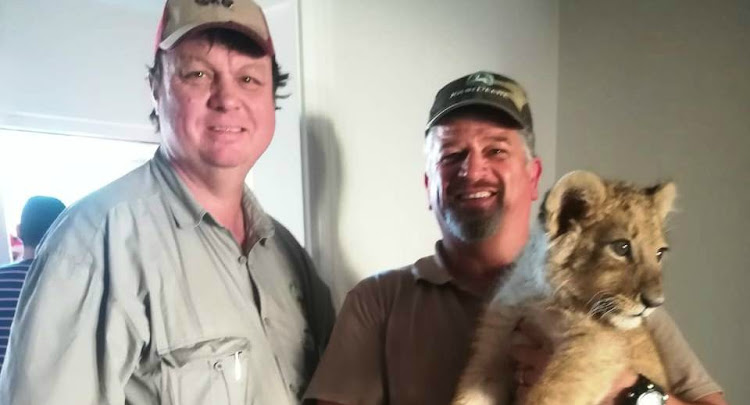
238;256;247;265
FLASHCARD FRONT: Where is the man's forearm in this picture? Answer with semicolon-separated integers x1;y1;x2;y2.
601;370;727;405
665;392;727;405
606;389;727;405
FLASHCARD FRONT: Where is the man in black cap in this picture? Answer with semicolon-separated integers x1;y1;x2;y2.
304;72;725;405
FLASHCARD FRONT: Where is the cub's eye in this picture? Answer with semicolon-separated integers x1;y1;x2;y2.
656;247;669;262
609;239;632;258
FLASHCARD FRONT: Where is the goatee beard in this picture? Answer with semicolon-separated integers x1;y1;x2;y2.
444;207;503;242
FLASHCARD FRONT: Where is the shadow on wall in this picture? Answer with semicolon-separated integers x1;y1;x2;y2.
305;115;359;310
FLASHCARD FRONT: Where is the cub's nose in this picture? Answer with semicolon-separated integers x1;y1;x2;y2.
640;293;665;308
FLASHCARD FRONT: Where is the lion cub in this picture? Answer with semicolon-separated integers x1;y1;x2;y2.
453;171;676;405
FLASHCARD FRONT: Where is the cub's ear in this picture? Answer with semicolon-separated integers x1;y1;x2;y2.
646;182;677;220
543;170;606;238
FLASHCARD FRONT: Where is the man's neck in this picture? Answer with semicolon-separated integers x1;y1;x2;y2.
169;159;250;246
22;246;36;261
441;223;530;295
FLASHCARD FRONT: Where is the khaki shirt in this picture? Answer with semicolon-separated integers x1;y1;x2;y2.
0;149;334;405
305;246;721;404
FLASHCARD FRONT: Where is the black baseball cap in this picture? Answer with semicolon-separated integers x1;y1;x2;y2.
426;71;533;133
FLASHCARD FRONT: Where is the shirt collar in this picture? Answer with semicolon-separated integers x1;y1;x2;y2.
151;147;275;242
411;241;453;285
411;240;498;298
152;148;207;228
241;186;275;244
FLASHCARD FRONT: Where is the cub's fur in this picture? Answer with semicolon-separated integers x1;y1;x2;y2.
453;171;677;405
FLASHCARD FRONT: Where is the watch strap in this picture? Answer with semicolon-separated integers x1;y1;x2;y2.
622;374;669;405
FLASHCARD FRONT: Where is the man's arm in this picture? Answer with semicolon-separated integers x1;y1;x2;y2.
668;393;726;405
0;250;146;404
271;219;336;361
512;345;728;405
511;319;727;405
303;277;388;405
602;369;727;405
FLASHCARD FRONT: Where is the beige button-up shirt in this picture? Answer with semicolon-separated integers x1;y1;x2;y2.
0;149;333;405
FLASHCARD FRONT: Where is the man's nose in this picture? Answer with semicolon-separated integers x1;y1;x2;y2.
458;152;486;179
207;76;240;111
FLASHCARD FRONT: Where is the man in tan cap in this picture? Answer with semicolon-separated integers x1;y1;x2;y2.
0;1;333;404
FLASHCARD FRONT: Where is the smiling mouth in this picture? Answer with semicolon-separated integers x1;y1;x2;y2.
456;191;498;201
209;126;245;133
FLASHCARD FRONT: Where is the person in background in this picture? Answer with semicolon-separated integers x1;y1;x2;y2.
0;196;65;371
8;235;23;262
0;1;333;403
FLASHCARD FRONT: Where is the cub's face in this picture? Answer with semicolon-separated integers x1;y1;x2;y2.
543;171;676;330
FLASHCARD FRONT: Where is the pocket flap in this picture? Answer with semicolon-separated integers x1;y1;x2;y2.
161;336;250;368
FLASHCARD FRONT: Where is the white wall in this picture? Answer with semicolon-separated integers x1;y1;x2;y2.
300;0;559;304
0;0;307;244
254;0;307;243
0;0;159;142
557;1;749;401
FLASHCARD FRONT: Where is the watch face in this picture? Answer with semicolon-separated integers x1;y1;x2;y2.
637;391;665;405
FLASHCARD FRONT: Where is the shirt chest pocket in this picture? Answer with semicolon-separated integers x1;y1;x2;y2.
160;337;252;405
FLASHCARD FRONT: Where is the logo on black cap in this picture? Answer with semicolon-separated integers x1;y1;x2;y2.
466;72;495;87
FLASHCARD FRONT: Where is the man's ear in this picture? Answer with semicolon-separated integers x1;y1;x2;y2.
149;75;160;108
528;157;543;201
16;224;23;243
424;173;432;210
543;170;606;238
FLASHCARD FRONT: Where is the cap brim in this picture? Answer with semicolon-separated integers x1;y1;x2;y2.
159;21;273;55
425;99;525;131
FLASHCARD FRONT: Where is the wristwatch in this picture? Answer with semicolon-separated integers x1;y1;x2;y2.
622;374;669;405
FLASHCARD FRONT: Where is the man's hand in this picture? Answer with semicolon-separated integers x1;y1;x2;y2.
511;320;638;404
509;318;553;403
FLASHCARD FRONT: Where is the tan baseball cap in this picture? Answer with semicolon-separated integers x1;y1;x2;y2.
155;0;274;55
